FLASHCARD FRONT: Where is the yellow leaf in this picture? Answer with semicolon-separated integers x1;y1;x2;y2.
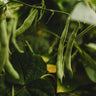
41;56;49;63
47;64;56;73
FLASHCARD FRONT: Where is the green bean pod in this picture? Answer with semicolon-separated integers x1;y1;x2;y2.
5;59;20;79
7;18;13;39
12;18;24;53
16;8;38;36
64;25;79;78
57;17;70;82
0;17;8;73
7;18;14;54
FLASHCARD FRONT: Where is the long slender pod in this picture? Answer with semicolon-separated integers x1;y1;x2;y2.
64;25;79;78
0;16;8;73
16;8;38;36
38;0;45;21
12;18;24;53
7;18;13;39
57;17;70;82
5;59;20;79
7;18;14;54
4;18;20;79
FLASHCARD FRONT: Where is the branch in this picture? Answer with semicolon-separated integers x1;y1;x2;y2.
8;0;70;15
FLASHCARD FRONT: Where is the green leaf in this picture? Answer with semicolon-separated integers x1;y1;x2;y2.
82;51;96;82
57;76;79;92
71;2;96;25
85;43;96;50
27;89;48;96
0;0;8;5
26;79;56;96
16;88;31;96
82;51;96;70
74;44;96;83
0;1;4;5
15;79;55;96
6;50;47;84
85;66;96;83
0;75;8;96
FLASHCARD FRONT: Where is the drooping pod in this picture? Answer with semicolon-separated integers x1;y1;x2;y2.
0;15;8;73
7;18;14;54
16;8;38;36
0;14;20;79
57;17;70;82
5;59;20;79
5;18;20;79
11;18;24;53
64;25;79;78
7;18;13;39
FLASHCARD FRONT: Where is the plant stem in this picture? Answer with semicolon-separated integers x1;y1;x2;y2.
76;25;95;39
25;40;34;53
12;85;14;96
8;0;70;15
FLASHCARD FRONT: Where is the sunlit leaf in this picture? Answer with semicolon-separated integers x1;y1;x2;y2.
85;43;96;50
71;2;96;25
57;76;79;93
41;56;49;63
47;64;56;73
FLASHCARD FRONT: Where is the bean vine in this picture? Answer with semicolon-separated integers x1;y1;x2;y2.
0;5;38;79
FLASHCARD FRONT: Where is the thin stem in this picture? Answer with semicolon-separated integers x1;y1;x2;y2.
42;28;60;39
8;0;70;15
12;85;14;96
25;40;34;53
76;25;95;39
49;38;58;54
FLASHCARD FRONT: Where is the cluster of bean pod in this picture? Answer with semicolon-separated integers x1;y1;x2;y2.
57;16;79;82
0;7;38;79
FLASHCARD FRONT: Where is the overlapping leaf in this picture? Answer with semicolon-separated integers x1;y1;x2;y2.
71;2;96;25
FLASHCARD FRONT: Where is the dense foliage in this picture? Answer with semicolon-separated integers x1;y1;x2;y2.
0;0;96;96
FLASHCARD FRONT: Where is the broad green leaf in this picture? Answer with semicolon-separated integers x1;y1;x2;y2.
5;50;55;96
82;51;96;70
0;75;7;95
6;50;47;84
57;76;79;93
16;88;31;96
27;89;48;96
26;79;56;96
0;1;4;5
71;2;96;25
85;66;96;83
82;51;96;82
85;43;96;50
74;43;96;83
74;43;96;70
91;0;96;5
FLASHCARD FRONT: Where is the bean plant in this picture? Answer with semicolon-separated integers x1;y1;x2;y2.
0;0;96;96
0;3;38;80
